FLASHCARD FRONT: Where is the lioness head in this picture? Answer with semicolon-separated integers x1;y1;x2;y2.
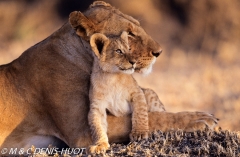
69;1;162;75
90;31;135;74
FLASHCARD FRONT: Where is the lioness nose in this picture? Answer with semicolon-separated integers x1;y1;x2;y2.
152;49;162;57
129;60;136;65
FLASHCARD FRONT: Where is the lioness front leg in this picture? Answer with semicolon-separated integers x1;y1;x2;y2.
107;111;218;143
130;91;149;141
88;103;110;154
148;111;218;132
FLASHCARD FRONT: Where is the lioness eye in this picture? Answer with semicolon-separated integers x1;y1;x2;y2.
128;32;135;37
116;49;123;54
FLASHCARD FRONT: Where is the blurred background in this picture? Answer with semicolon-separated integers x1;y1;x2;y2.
0;0;239;131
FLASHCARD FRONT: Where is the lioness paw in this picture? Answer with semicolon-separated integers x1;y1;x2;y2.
185;112;218;131
88;142;110;154
130;130;149;141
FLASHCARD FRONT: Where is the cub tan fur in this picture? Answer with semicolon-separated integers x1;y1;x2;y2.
89;32;165;153
0;1;218;155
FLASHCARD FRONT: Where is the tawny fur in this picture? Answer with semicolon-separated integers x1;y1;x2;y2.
0;1;218;155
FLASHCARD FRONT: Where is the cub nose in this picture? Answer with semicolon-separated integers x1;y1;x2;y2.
152;49;162;57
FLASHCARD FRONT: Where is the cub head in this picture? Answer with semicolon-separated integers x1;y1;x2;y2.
69;1;162;75
90;31;135;74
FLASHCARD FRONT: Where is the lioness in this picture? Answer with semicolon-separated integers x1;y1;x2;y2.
88;31;165;154
0;1;218;155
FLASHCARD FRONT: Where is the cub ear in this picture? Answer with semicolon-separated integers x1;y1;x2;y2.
120;31;129;44
69;11;95;41
90;33;109;59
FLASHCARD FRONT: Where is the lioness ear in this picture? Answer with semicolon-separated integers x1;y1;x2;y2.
90;1;112;8
69;11;95;40
120;31;129;44
90;33;109;59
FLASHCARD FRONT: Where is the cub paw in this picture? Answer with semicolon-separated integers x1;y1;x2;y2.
130;130;149;141
88;142;110;154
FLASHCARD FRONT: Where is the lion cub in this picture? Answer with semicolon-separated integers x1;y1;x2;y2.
88;31;164;154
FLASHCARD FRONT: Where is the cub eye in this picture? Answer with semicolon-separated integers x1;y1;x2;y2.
116;49;123;54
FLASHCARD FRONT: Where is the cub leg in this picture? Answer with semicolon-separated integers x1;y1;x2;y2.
130;90;149;141
88;103;110;154
142;88;165;112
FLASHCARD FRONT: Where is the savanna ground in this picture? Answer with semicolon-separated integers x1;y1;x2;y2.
0;1;240;155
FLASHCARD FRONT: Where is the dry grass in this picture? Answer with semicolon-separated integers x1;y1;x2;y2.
30;128;240;156
0;0;240;132
104;128;240;157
